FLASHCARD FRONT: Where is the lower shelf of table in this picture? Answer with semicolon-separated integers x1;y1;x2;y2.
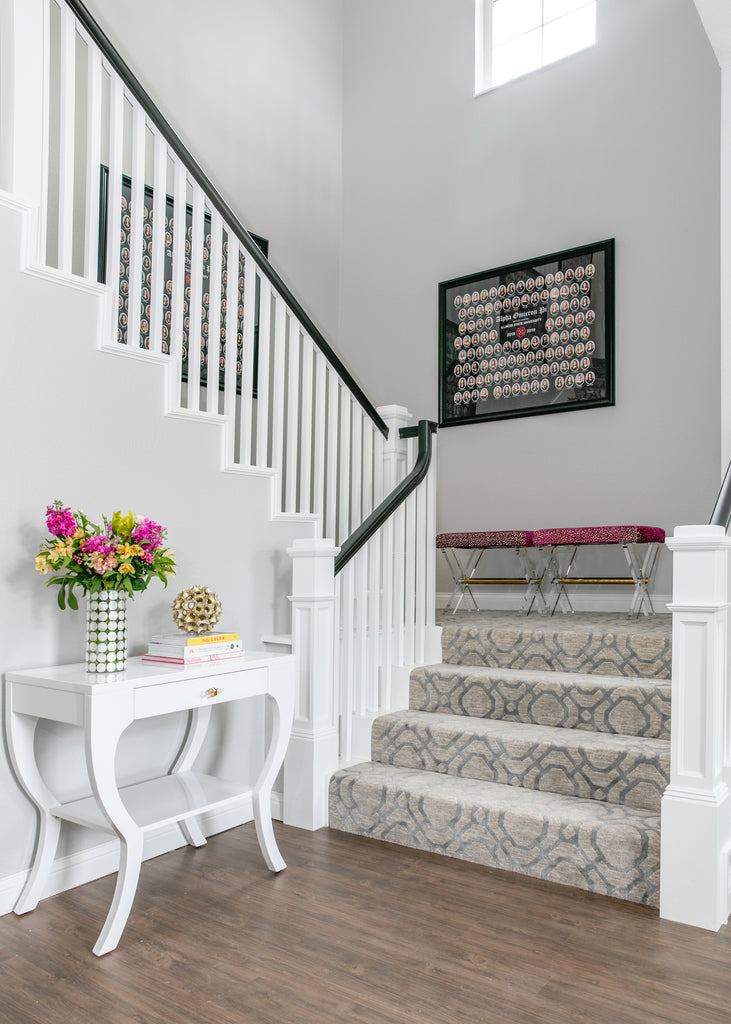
51;771;251;834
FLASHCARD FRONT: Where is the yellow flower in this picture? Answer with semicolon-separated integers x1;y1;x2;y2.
35;554;51;575
112;510;135;536
117;543;143;558
50;539;73;560
118;563;136;575
72;528;84;540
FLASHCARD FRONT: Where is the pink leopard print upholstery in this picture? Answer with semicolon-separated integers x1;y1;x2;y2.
436;530;533;549
532;525;665;547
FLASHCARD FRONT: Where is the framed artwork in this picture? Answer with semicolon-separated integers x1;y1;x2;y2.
98;166;268;395
438;239;614;427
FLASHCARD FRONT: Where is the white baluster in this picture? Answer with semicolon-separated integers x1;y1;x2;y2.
368;518;381;713
325;370;339;540
415;456;427;664
148;129;166;355
424;448;442;664
206;209;223;413
126;99;145;351
351;405;362;529
404;460;417;665
339;560;355;763
299;335;314;513
239;250;257;464
167;159;187;406
256;277;273;467
186;184;205;411
338;384;351;542
83;41;102;280
362;420;374;518
57;2;75;273
285;315;301;511
105;72;124;342
313;350;327;526
271;295;286;484
222;232;239;427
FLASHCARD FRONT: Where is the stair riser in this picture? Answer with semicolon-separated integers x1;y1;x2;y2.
410;667;671;739
329;766;661;908
372;719;669;812
441;625;671;680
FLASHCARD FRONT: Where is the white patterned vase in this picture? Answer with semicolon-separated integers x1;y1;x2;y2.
85;591;128;673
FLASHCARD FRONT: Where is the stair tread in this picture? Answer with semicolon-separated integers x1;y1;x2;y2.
333;760;661;826
414;662;670;691
376;709;670;754
329;761;661;907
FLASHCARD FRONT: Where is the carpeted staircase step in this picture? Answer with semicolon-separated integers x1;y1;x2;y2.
328;761;660;907
372;710;669;811
410;663;671;739
439;611;672;679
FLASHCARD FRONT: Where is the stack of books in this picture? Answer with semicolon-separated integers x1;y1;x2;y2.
142;631;243;666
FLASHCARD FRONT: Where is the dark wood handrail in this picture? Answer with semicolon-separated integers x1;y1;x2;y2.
710;460;731;529
335;420;437;575
64;0;388;438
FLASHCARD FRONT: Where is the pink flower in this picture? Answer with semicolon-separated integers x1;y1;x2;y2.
45;502;76;537
132;518;165;551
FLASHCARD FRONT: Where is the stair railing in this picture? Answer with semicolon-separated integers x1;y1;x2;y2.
13;0;389;543
285;413;441;829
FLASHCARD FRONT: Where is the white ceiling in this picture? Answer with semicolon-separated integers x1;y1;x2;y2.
693;0;731;68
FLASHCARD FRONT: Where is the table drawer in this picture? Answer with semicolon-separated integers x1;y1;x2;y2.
134;666;268;719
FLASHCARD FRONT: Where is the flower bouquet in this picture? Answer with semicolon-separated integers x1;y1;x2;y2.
35;500;176;610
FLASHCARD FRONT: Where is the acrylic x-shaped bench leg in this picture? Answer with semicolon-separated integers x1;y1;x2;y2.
623;542;660;617
441;547;483;613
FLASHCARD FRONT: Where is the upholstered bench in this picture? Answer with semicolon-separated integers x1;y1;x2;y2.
436;530;545;615
531;525;665;617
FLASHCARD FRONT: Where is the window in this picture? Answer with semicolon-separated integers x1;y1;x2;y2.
475;0;596;93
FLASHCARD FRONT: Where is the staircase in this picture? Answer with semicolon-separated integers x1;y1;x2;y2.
329;610;672;908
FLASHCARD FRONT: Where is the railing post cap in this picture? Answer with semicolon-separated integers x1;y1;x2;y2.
673;525;727;538
287;538;340;559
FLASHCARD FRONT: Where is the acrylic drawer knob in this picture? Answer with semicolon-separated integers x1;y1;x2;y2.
200;687;221;699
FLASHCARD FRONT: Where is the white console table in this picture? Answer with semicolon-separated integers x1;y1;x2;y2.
5;651;295;956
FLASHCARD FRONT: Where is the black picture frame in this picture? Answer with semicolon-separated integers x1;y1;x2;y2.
98;165;268;396
438;239;615;427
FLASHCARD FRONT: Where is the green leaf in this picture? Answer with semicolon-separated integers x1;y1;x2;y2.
57;587;66;610
67;586;79;611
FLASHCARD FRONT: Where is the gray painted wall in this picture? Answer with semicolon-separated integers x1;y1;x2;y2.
340;0;722;596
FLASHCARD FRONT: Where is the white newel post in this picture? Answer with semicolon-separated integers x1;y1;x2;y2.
378;404;413;492
283;537;340;830
0;0;45;240
661;525;731;931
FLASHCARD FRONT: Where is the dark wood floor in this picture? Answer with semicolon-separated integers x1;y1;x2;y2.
2;824;731;1024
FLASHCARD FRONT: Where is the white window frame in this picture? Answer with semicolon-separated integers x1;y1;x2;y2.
475;0;596;96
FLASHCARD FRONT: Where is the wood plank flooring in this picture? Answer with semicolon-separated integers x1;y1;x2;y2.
1;823;731;1024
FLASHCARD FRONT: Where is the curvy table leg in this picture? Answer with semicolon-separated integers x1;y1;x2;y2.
252;669;295;872
6;708;61;914
170;706;212;848
85;698;142;957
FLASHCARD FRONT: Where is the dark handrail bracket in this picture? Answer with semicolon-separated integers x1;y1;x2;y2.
335;421;437;576
64;0;388;439
710;460;731;529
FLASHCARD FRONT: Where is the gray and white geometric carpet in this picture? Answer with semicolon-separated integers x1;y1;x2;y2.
329;610;671;907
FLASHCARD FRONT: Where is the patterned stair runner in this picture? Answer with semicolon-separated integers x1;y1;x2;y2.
329;610;672;907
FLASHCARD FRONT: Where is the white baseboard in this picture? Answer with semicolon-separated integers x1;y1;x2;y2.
436;590;672;614
0;790;284;918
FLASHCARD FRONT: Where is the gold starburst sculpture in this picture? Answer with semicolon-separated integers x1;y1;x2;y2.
172;585;222;634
